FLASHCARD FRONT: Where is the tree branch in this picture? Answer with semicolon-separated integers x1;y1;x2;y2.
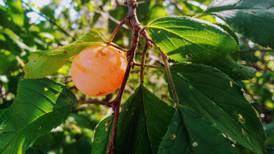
105;0;144;153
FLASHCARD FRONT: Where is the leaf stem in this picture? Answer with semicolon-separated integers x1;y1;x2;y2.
160;52;180;106
140;42;148;84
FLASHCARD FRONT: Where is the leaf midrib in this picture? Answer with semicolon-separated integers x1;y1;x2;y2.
147;26;210;52
141;88;154;153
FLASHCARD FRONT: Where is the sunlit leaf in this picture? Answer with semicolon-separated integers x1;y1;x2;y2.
146;16;239;62
24;31;103;79
0;79;76;154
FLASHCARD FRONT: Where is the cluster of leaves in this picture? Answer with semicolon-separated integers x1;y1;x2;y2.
0;0;273;154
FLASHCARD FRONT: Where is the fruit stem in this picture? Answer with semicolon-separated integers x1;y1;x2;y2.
107;17;127;43
108;42;128;52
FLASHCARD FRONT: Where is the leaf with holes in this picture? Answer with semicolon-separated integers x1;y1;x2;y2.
206;0;274;48
170;64;265;154
0;79;76;154
146;16;238;63
92;86;174;154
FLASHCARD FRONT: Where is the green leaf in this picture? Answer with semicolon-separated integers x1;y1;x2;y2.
92;116;113;154
146;16;239;62
24;53;68;79
159;106;239;154
207;56;256;80
0;79;76;154
149;5;169;21
0;50;18;75
7;0;25;27
206;0;274;48
265;123;274;146
24;31;103;79
170;64;265;154
92;86;174;154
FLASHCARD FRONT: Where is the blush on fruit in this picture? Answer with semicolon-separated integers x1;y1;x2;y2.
71;43;127;96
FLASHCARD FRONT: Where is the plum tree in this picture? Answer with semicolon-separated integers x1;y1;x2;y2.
71;43;127;96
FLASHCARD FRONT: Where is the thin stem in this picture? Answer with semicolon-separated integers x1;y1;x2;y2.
94;10;129;30
170;1;184;14
107;18;127;43
160;52;180;105
22;2;76;41
192;13;206;18
133;63;163;69
107;103;120;154
108;42;128;52
79;98;111;107
140;42;148;84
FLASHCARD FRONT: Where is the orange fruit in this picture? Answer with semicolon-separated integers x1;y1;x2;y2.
71;43;127;96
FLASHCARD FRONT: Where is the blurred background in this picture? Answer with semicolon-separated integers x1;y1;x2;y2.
0;0;273;153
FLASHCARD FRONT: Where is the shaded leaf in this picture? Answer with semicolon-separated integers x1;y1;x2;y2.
0;79;76;154
92;86;174;154
206;0;274;48
92;116;113;154
146;16;238;62
159;106;239;154
206;55;256;80
170;64;265;154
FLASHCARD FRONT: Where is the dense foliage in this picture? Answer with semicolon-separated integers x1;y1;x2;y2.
0;0;273;154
